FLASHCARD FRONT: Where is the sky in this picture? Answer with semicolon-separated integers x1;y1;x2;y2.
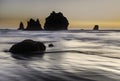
0;0;120;29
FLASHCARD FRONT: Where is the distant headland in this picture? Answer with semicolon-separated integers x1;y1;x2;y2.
18;11;69;31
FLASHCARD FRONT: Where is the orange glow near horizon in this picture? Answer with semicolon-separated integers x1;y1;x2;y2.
0;19;120;30
69;20;120;29
0;0;120;30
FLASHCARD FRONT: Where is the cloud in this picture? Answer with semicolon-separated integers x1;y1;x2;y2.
0;0;120;21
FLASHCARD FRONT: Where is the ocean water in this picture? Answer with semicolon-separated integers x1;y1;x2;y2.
0;29;120;81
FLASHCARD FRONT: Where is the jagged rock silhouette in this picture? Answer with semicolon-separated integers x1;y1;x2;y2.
25;19;43;30
18;22;24;30
44;11;69;30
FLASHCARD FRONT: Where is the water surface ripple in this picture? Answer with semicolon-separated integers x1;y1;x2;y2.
0;30;120;81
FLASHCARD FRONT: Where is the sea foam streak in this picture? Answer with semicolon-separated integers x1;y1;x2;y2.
0;29;120;81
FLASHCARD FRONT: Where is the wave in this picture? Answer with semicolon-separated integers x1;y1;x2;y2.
0;29;120;81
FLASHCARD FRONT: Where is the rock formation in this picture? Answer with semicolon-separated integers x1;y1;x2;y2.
18;22;24;30
48;43;54;47
9;39;46;55
44;11;69;30
93;25;99;30
25;19;43;30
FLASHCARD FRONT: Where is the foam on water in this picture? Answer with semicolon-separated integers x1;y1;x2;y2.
0;29;120;81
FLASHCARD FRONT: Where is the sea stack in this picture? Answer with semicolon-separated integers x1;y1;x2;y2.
25;18;43;30
18;22;24;30
93;25;99;30
44;11;69;30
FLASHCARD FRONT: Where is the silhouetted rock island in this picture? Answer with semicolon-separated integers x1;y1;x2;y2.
18;12;69;30
26;19;43;30
9;39;46;55
18;22;24;30
93;25;99;30
44;11;69;30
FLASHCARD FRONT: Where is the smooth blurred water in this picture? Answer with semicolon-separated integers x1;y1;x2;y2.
0;29;120;81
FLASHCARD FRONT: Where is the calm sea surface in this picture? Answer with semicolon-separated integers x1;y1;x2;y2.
0;29;120;81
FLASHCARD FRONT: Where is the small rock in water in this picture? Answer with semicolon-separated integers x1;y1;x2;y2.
9;39;46;55
93;25;99;30
48;43;54;47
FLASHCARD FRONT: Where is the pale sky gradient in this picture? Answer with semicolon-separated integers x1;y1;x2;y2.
0;0;120;29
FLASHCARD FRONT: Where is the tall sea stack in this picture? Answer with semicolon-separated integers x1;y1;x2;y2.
44;11;69;30
18;22;24;30
26;19;43;30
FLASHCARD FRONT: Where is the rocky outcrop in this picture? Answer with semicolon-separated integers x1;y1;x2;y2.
93;25;99;30
48;43;54;47
18;22;24;30
9;39;46;55
44;11;69;30
25;19;43;30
